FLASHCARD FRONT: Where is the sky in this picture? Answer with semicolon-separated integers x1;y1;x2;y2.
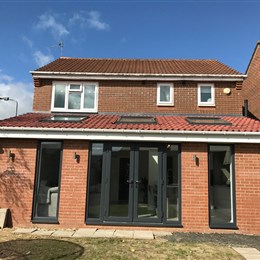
0;0;260;119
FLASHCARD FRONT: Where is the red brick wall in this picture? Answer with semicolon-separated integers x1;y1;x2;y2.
235;144;260;234
0;140;37;226
33;80;242;115
242;43;260;119
181;143;209;232
1;140;260;234
58;140;89;227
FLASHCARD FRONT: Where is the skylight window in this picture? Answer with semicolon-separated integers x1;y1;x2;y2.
117;116;156;124
186;117;232;125
42;115;87;122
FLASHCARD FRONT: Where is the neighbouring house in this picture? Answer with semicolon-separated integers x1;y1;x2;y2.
0;57;260;235
242;41;260;120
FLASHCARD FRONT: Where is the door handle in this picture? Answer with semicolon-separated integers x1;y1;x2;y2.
135;180;141;184
126;179;133;184
135;180;141;188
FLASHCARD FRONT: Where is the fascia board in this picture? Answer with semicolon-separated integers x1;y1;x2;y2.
0;127;259;143
30;71;246;82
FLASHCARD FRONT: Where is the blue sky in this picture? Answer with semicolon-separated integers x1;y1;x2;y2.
0;0;260;119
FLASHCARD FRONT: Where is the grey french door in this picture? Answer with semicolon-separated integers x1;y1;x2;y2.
104;144;161;223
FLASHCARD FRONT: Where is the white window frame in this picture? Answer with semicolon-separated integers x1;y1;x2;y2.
157;83;174;106
198;83;215;106
51;82;98;113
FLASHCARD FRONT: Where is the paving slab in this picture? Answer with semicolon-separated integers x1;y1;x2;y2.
0;208;7;228
93;229;115;238
32;230;55;236
153;231;172;237
133;231;154;240
52;230;75;237
233;247;260;260
113;230;134;238
13;228;37;234
73;228;97;237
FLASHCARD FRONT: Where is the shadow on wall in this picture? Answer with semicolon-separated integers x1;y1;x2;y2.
0;239;84;259
0;148;34;226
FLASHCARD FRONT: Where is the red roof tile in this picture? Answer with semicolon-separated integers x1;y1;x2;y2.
0;113;260;133
34;57;242;76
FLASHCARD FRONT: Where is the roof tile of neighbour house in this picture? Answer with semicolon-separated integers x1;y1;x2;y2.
34;57;242;75
1;113;260;132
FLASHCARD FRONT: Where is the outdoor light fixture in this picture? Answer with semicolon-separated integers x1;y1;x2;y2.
74;152;80;163
0;97;18;116
8;150;15;161
193;154;199;166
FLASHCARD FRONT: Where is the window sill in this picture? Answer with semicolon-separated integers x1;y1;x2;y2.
198;104;216;107
157;104;174;107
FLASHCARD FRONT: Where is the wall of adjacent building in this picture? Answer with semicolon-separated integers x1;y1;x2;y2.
33;79;243;115
242;42;260;120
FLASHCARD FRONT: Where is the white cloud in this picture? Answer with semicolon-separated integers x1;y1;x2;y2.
22;35;33;48
36;13;69;37
69;11;109;31
0;75;33;119
0;70;13;82
87;11;109;31
33;51;54;67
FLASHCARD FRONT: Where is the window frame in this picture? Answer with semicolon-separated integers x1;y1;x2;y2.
208;144;237;229
51;81;99;113
157;83;174;106
198;83;215;106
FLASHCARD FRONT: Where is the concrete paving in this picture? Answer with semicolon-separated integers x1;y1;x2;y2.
73;228;97;237
51;230;75;237
113;230;134;238
133;230;154;240
152;231;172;238
93;229;115;238
33;230;55;236
233;247;260;260
12;228;37;234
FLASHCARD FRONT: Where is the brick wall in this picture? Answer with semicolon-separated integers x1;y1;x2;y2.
235;144;260;234
1;139;259;234
0;140;37;226
242;43;260;119
33;80;242;115
181;143;209;232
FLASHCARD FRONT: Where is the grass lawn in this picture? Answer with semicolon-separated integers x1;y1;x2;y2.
0;230;243;260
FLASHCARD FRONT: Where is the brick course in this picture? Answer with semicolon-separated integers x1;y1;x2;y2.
33;80;242;115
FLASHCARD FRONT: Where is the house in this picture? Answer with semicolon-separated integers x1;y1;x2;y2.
0;57;260;235
242;41;260;120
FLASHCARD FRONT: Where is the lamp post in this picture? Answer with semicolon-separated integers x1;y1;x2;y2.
0;97;18;116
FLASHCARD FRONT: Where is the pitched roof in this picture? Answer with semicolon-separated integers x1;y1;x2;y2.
1;113;259;133
33;57;242;76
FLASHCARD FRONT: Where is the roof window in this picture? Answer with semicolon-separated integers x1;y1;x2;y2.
186;117;232;125
42;115;87;122
116;116;156;124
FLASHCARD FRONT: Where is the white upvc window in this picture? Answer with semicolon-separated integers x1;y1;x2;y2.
157;83;174;106
198;83;215;106
51;82;98;112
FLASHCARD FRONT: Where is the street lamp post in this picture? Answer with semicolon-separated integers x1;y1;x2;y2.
0;97;18;116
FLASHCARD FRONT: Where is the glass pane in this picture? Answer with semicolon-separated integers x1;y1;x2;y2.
209;145;234;225
84;85;95;109
160;85;170;102
54;84;66;108
109;146;130;217
166;145;179;221
201;86;212;102
70;84;81;90
137;147;159;219
68;92;81;109
87;143;104;218
35;142;62;218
